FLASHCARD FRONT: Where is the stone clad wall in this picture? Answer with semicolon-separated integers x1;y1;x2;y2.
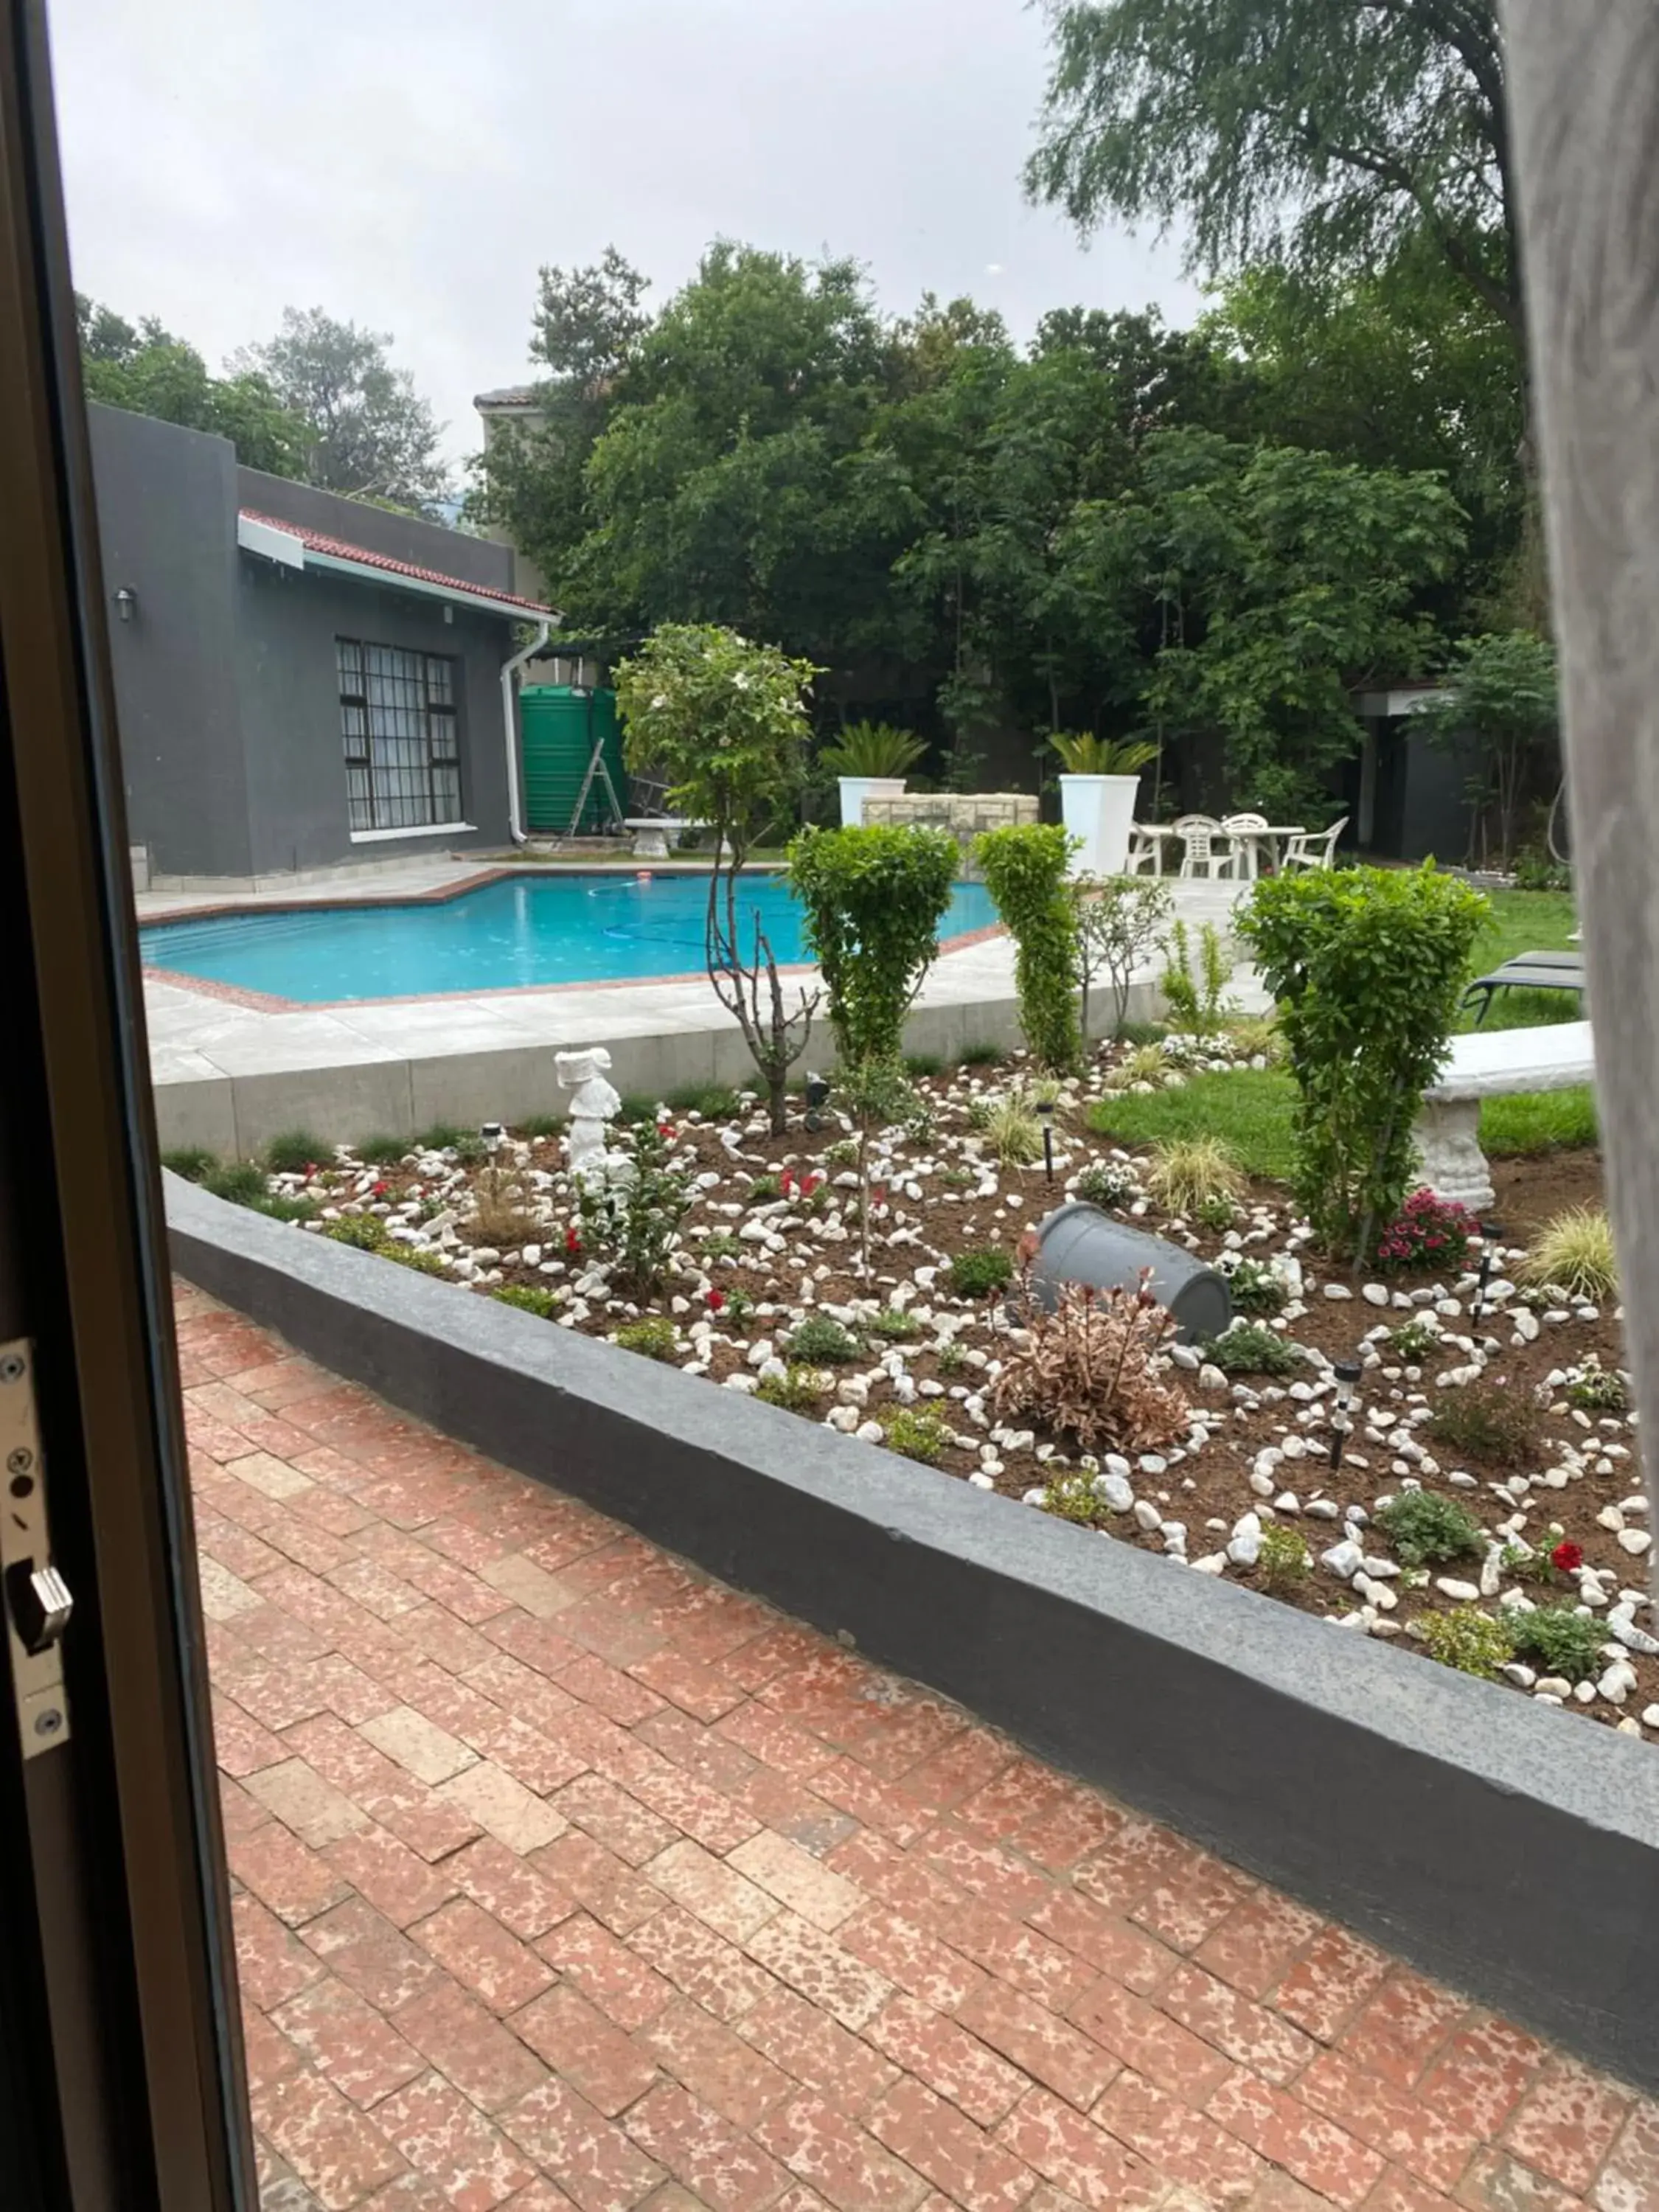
860;791;1038;877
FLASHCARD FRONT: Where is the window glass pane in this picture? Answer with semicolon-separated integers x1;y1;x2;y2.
338;635;452;831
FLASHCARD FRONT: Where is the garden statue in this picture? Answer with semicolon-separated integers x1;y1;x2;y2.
556;1047;620;1175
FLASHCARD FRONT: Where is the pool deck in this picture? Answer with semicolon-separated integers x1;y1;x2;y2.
138;862;1249;1158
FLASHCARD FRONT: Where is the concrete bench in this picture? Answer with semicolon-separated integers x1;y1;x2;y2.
1413;1019;1594;1211
623;817;706;860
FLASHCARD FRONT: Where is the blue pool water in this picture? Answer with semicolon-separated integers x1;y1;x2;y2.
142;872;1001;1002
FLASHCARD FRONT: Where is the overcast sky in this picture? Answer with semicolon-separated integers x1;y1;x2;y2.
49;0;1198;472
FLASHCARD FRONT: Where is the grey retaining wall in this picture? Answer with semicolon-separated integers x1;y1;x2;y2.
167;1175;1659;2090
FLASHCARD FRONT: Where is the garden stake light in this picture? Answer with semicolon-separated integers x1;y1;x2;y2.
804;1073;831;1132
1329;1359;1363;1471
1036;1096;1057;1185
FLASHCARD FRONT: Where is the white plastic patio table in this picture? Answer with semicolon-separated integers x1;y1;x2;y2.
1225;826;1304;878
1130;824;1303;875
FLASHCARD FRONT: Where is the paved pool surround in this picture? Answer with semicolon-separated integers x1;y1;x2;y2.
141;860;1245;1156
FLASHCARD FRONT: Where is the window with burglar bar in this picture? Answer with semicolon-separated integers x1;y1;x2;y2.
336;638;460;832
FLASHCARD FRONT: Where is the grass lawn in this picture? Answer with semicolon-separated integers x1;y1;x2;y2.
1458;887;1581;1032
1088;1064;1596;1174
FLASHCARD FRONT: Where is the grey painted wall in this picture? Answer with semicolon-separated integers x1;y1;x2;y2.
91;408;254;877
89;404;525;880
236;560;512;874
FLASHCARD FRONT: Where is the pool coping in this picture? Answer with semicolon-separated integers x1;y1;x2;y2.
164;1169;1659;2094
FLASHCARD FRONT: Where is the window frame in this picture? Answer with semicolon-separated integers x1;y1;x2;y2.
335;636;463;834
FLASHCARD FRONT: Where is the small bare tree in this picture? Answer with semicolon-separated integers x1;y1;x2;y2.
1074;874;1172;1040
614;624;821;1133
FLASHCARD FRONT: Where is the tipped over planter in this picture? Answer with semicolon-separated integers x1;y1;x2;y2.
1028;1200;1232;1342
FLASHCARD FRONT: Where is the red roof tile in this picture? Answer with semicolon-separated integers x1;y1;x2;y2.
239;509;554;617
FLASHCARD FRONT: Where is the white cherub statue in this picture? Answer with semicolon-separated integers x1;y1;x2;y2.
555;1047;621;1175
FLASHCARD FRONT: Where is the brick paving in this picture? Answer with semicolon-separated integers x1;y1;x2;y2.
178;1284;1657;2212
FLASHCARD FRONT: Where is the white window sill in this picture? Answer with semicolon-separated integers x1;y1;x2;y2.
349;821;476;844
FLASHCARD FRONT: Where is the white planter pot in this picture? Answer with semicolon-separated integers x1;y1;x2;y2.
837;776;906;828
1059;773;1141;877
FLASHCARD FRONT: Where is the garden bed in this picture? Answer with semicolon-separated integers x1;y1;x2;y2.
172;1032;1652;1741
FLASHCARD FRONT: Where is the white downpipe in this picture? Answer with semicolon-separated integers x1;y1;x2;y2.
500;620;552;844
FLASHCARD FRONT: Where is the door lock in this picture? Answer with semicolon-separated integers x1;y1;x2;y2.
0;1342;72;1756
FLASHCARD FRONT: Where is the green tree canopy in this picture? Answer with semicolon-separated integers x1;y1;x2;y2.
77;295;308;477
234;307;452;513
1026;1;1518;357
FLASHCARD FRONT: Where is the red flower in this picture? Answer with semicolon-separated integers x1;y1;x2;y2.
779;1169;796;1197
304;1162;319;1180
1551;1540;1585;1574
658;1121;678;1142
871;1185;888;1209
706;1287;726;1312
565;1225;582;1254
372;1180;388;1197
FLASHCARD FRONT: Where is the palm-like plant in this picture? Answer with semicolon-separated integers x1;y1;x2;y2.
820;721;928;778
1047;731;1158;776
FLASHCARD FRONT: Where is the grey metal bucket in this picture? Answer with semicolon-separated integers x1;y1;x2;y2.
1026;1201;1232;1343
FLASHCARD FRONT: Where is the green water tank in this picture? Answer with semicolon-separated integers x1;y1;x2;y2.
520;685;625;834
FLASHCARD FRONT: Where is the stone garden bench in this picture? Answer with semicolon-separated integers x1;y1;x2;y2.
1413;1019;1594;1212
624;816;706;860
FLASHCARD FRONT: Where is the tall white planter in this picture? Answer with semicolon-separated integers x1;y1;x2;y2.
1059;773;1140;877
837;776;907;827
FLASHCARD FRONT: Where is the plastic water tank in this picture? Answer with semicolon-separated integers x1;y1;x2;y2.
1026;1200;1232;1343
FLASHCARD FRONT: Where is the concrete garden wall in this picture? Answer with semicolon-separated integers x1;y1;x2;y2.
164;1173;1659;2091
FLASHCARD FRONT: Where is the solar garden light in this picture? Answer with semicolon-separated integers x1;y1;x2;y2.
1472;1221;1504;1324
1034;1095;1057;1184
480;1121;504;1150
1328;1359;1363;1471
804;1072;831;1133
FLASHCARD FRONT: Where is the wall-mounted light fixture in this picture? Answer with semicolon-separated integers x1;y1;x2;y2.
113;586;137;623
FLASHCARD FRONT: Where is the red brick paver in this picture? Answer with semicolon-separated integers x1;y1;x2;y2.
178;1289;1656;2212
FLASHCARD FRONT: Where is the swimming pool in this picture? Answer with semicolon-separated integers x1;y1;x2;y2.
141;871;1001;1003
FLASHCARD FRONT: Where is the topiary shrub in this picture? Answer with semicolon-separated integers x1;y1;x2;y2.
1237;865;1488;1265
787;824;960;1069
973;823;1082;1070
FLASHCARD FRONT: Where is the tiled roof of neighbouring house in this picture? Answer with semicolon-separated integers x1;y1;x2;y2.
473;385;542;407
238;509;554;617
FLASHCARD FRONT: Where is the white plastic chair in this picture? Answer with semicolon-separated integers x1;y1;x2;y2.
1281;815;1349;871
1173;814;1234;880
1220;811;1270;878
1126;825;1164;875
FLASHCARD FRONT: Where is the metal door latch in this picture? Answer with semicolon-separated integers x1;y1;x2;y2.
1;1342;72;1756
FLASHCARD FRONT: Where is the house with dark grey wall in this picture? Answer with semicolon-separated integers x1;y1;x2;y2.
88;404;555;886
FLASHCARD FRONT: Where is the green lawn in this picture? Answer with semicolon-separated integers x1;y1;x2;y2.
1093;890;1595;1173
1458;888;1580;1033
